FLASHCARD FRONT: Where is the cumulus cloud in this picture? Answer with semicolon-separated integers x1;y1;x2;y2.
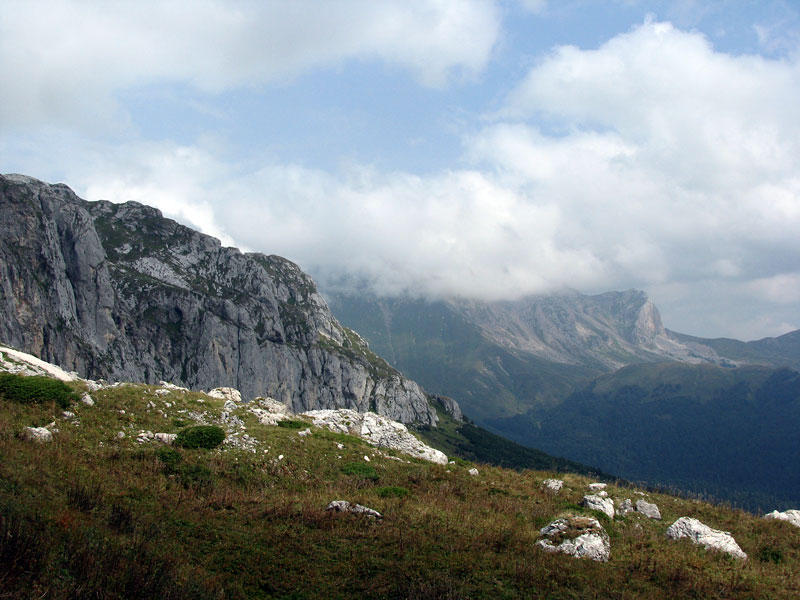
0;0;500;130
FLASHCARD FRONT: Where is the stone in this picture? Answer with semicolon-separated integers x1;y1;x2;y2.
81;393;95;406
116;431;125;439
582;494;615;519
537;516;610;562
764;509;800;528
154;433;177;445
666;517;747;560
588;483;607;492
154;389;170;396
22;426;53;443
326;500;382;519
542;479;564;492
61;411;75;419
617;498;634;516
468;468;479;476
635;499;661;520
207;387;242;403
249;397;293;425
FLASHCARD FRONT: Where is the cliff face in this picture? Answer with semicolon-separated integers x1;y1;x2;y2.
0;174;437;425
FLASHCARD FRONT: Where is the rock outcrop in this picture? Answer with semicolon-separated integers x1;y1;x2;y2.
301;408;448;464
635;499;661;520
326;501;382;519
666;517;747;560
581;494;615;519
537;516;610;562
0;174;443;425
764;509;800;528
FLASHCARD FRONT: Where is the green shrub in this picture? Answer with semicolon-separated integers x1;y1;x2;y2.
340;462;379;481
175;426;225;449
375;486;409;498
157;447;183;470
758;545;784;564
0;373;79;409
276;419;307;430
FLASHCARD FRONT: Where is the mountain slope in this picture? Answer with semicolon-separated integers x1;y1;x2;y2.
493;362;800;510
0;174;436;424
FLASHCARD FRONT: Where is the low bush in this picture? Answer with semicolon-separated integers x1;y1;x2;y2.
340;462;379;481
276;419;307;430
0;373;79;409
175;426;225;449
375;486;409;498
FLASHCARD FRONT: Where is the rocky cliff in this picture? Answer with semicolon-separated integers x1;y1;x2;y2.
0;174;438;425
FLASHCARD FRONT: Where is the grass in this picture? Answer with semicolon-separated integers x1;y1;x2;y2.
1;379;800;598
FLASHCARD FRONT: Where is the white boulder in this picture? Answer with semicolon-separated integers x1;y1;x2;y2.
542;479;564;493
154;433;177;445
537;516;610;562
582;494;615;519
207;387;242;403
764;509;800;528
468;468;479;476
588;483;607;492
666;517;747;560
22;426;53;443
81;393;95;406
326;500;382;519
249;397;292;425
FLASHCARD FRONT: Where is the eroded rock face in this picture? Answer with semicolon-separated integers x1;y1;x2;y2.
764;510;800;528
582;494;615;519
0;174;443;426
302;409;448;464
666;517;747;560
537;516;610;562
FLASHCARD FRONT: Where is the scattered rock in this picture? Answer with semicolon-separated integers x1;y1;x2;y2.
537;516;610;562
364;455;371;462
207;387;242;403
298;428;312;437
764;509;800;528
617;498;634;516
22;426;53;443
635;499;661;520
116;431;125;439
154;433;177;445
543;479;564;492
666;517;747;560
81;393;95;406
468;468;479;476
588;483;607;492
582;494;615;519
154;389;170;396
61;411;75;419
326;500;382;519
249;397;293;425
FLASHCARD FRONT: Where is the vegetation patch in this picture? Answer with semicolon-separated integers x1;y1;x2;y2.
175;425;225;449
340;462;379;481
375;486;410;498
276;419;308;430
0;373;78;409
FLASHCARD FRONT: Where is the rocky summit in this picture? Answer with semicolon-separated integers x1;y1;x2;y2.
0;174;441;425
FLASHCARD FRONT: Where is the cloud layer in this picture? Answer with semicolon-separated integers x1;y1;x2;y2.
3;9;799;340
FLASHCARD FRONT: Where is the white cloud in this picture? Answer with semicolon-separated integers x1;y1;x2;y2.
0;0;500;130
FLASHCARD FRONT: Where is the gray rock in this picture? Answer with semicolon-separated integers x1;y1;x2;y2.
635;499;661;520
81;393;95;406
468;468;479;476
154;432;177;445
542;479;564;492
617;498;634;516
537;516;610;562
764;509;800;528
581;494;615;519
588;483;607;492
326;500;382;519
0;175;438;427
666;517;747;560
207;387;242;403
22;426;53;443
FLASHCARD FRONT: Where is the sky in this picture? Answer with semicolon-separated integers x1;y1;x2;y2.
2;0;799;341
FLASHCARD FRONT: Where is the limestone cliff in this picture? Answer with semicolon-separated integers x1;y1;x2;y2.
0;174;438;425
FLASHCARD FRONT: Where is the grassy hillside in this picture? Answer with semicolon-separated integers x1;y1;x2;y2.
3;375;800;598
494;363;800;511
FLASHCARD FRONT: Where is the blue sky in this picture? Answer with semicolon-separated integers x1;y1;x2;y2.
2;0;799;340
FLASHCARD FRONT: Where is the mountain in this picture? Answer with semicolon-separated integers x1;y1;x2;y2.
494;362;800;511
0;174;440;424
328;291;800;509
